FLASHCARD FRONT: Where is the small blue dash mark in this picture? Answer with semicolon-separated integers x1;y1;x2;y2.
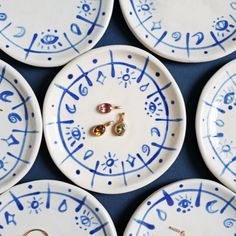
134;219;155;230
162;190;174;206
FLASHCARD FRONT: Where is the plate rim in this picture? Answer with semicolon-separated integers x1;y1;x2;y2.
119;0;236;63
43;45;187;194
0;0;114;67
0;59;43;193
0;179;118;236
196;59;236;193
123;178;236;235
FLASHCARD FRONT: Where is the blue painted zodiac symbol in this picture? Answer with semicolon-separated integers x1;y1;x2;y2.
137;0;155;16
28;197;44;214
212;16;235;37
102;152;118;174
176;195;193;213
117;67;136;88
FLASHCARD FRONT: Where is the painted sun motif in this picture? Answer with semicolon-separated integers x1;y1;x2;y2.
27;197;44;214
77;0;96;17
117;68;136;88
212;16;235;37
101;152;118;174
137;0;156;16
217;139;235;157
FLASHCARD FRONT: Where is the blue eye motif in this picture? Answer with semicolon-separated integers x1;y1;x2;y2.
224;92;235;104
41;34;59;45
178;199;192;209
149;102;157;113
215;20;229;31
71;127;81;141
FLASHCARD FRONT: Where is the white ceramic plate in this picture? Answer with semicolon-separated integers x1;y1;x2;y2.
120;0;236;63
196;59;236;193
0;180;117;235
0;60;42;193
43;45;186;194
0;0;114;67
124;179;236;236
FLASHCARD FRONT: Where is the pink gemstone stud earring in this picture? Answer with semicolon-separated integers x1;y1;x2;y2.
97;103;121;114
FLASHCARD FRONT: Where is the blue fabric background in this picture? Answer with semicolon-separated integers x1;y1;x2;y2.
1;1;236;235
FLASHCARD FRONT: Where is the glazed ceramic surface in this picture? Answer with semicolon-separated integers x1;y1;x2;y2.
120;0;236;62
0;60;42;194
0;0;114;67
124;179;236;236
43;45;186;194
196;60;236;193
0;180;117;235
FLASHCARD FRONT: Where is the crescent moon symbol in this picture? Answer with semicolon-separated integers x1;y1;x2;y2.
206;200;219;214
14;26;26;38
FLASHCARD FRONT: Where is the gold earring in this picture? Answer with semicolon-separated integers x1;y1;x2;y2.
92;121;114;136
23;229;48;236
97;103;121;114
113;112;127;136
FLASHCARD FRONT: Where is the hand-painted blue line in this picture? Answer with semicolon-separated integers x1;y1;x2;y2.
109;50;115;78
147;82;172;99
12;96;31;110
221;156;236;176
210;31;226;52
77;65;93;86
155;118;183;122
195;183;203;207
47;120;74;126
203;133;224;139
55;84;80;100
0;66;6;84
76;14;103;28
226;71;236;87
9;191;24;211
230;14;236;23
90;222;108;235
204;101;225;114
154;31;168;48
87;4;104;35
134;219;155;230
24;33;38;59
162;190;174;206
136;154;153;173
186;33;190;58
60;143;84;165
0;22;12;34
90;161;100;188
135;15;153;28
12;129;39;134
75;196;86;213
151;142;176;151
46;184;51;209
137;57;149;83
7;152;29;164
220;196;235;214
63;33;80;54
121;161;127;186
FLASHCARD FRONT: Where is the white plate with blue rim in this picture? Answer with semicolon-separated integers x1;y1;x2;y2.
0;180;117;235
0;0;114;67
43;45;186;194
124;179;236;236
196;59;236;193
120;0;236;63
0;60;42;194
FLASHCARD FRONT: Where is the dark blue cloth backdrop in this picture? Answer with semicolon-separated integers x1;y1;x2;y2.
0;1;236;235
